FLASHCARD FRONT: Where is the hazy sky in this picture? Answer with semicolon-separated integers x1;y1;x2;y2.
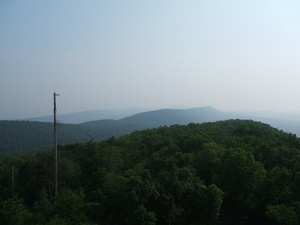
1;0;300;119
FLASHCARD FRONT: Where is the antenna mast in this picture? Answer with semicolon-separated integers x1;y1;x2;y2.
12;167;14;197
53;92;60;200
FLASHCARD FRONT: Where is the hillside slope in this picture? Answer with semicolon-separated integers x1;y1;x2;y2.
1;107;228;155
119;106;230;127
81;107;229;128
0;120;299;224
0;121;98;154
2;107;300;156
19;108;146;123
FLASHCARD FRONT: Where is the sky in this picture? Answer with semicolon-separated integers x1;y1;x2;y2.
1;0;300;119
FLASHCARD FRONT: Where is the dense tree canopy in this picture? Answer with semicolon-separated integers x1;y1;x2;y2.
0;119;299;224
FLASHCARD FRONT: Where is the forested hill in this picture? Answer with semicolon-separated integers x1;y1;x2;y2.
118;107;228;127
2;107;300;157
0;107;230;156
19;108;146;124
79;107;228;128
0;121;98;155
0;120;299;224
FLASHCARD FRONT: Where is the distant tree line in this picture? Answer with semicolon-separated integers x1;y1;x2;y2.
0;120;142;159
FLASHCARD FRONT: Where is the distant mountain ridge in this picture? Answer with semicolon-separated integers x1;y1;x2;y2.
18;108;147;124
82;107;230;128
2;106;300;157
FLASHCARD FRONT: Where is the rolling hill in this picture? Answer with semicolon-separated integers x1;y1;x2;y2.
1;119;300;224
1;106;300;157
0;121;96;154
81;107;230;128
19;108;146;124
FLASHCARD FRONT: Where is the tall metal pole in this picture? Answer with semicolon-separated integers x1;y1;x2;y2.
12;167;14;197
53;92;59;200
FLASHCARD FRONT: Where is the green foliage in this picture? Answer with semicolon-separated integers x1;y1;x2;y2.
53;188;87;225
32;188;53;225
45;215;71;225
0;196;31;225
204;184;224;223
1;120;300;224
214;148;267;218
266;204;298;225
263;166;293;205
